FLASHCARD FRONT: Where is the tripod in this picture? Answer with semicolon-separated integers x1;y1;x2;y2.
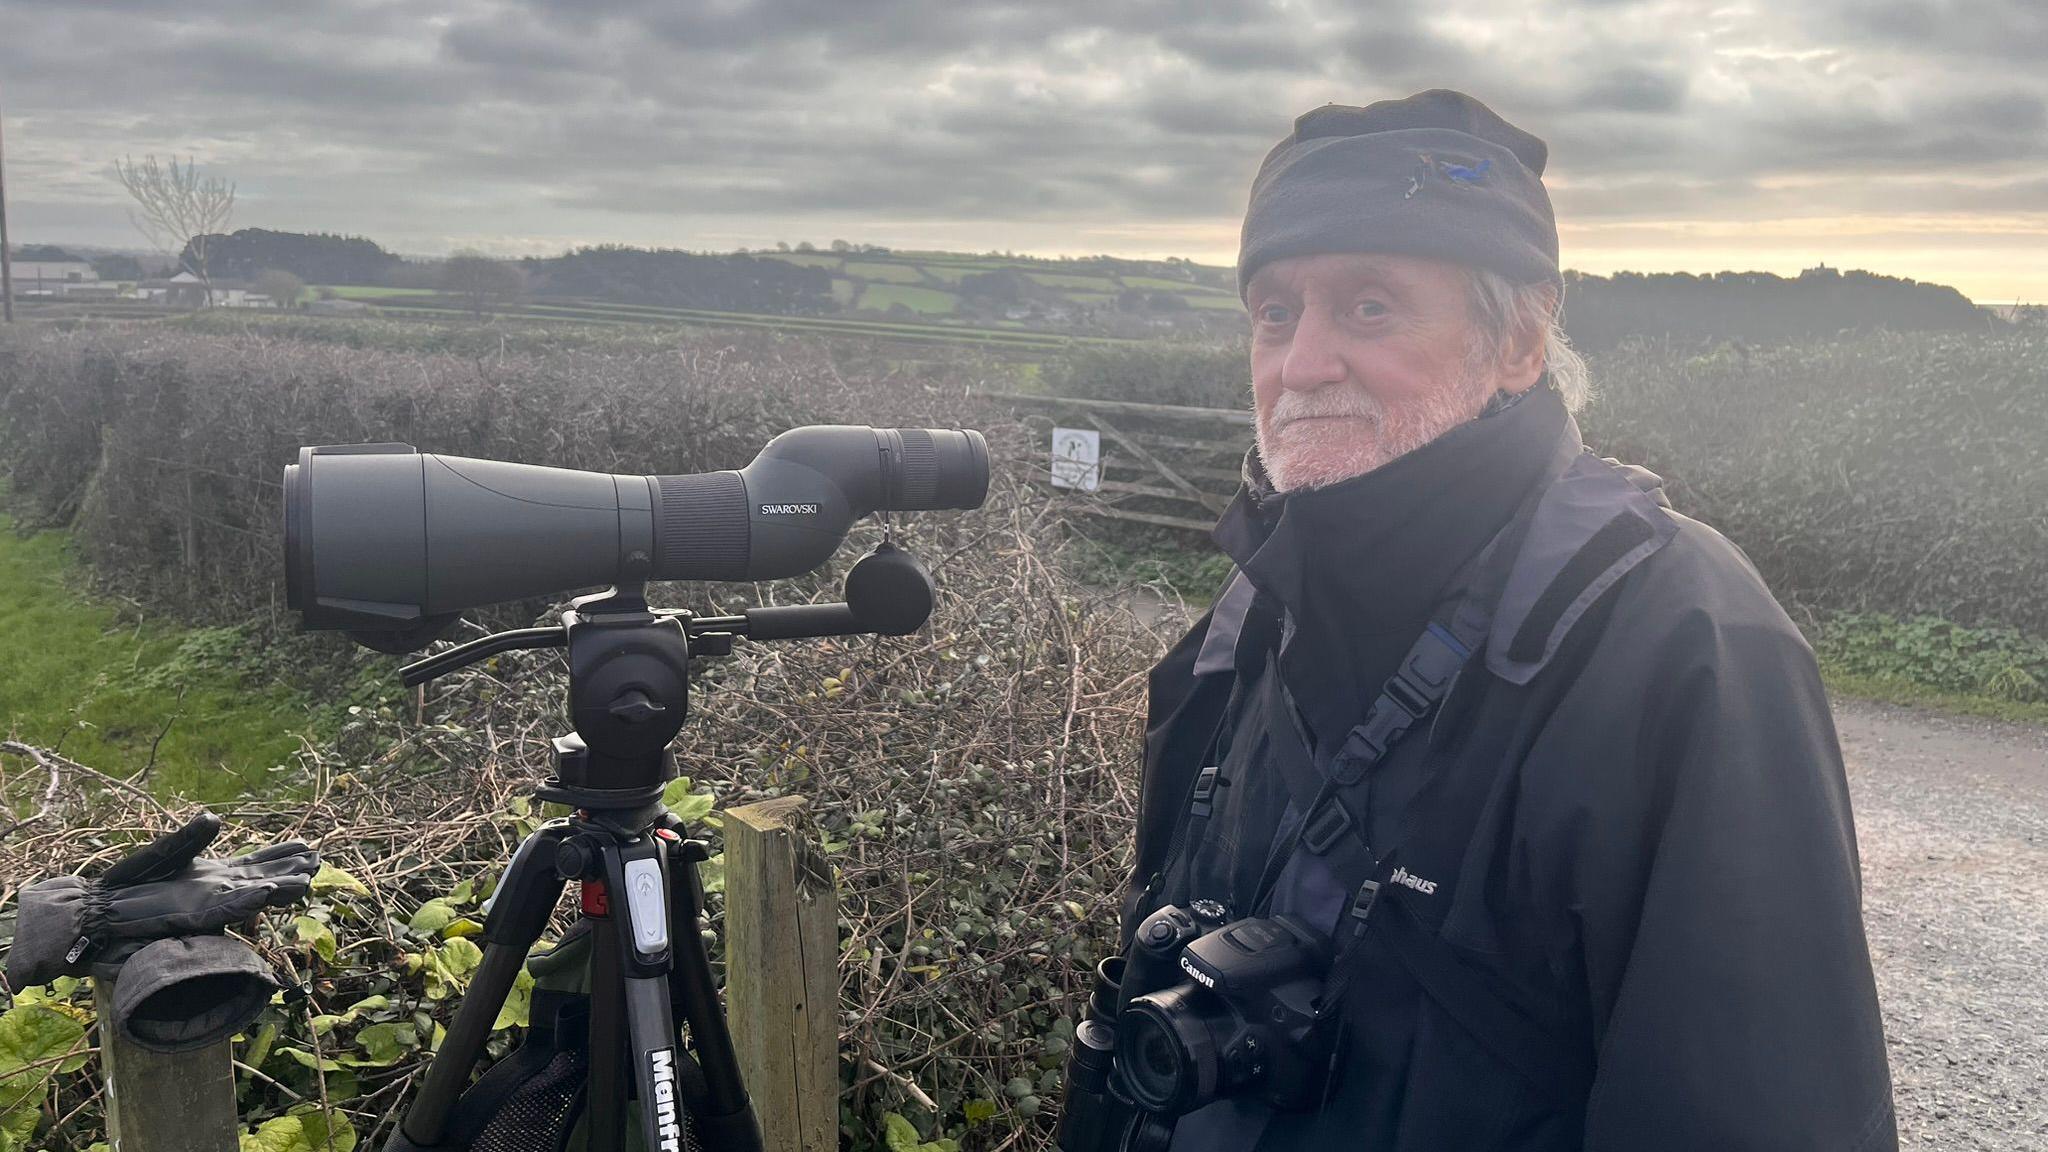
388;548;932;1152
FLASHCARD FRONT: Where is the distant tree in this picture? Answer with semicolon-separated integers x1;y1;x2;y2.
957;269;1028;306
384;261;442;290
189;228;401;285
520;246;833;314
91;253;147;281
1559;265;1992;349
442;252;527;316
15;244;82;262
1115;287;1150;312
776;241;791;252
113;155;235;303
830;239;852;253
795;241;817;253
254;268;306;309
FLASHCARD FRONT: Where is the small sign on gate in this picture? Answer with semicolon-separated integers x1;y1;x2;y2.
1049;427;1101;492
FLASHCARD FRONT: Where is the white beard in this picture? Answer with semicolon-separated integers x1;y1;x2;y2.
1255;367;1498;492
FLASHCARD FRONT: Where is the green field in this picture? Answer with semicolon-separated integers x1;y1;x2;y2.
1120;275;1222;293
765;252;842;268
0;504;309;802
1025;270;1120;290
842;260;929;284
855;283;959;314
1185;294;1245;311
318;285;439;299
366;294;1099;351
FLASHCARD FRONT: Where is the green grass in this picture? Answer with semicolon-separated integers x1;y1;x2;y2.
1025;271;1119;290
371;294;1104;349
0;505;316;802
842;261;928;285
1120;275;1229;293
318;285;439;299
1814;669;2048;725
759;252;843;269
919;265;974;284
854;284;959;314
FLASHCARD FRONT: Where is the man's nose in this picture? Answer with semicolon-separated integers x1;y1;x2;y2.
1278;308;1347;393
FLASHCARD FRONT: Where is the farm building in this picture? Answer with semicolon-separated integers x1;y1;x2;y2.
6;260;99;296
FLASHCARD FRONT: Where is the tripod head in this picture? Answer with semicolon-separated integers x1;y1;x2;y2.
400;538;939;810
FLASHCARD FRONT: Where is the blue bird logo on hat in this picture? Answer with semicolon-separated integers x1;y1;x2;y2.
1437;157;1491;184
1407;153;1491;198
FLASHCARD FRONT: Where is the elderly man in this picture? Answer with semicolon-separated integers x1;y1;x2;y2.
1076;91;1895;1151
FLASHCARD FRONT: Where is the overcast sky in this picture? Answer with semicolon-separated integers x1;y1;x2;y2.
3;0;2044;302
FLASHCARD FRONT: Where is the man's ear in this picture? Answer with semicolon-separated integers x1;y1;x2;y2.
1498;291;1552;395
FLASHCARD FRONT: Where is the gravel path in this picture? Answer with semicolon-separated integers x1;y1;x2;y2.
1834;698;2048;1151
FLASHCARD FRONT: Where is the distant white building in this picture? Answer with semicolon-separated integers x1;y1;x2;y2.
7;261;99;296
136;272;275;309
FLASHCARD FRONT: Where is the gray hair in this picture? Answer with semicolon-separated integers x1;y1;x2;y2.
1464;269;1591;411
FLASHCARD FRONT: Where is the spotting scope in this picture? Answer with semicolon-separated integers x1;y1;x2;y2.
284;425;988;647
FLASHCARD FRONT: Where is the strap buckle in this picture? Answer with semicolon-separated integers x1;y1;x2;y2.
1300;798;1353;856
1349;879;1382;925
1189;765;1220;818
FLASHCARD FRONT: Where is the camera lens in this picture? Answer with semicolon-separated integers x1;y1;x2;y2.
1115;986;1221;1117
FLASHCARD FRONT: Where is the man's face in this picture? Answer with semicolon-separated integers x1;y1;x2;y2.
1246;252;1506;492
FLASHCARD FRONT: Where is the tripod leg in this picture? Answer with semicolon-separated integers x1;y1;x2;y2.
401;822;572;1146
601;833;695;1152
661;826;762;1152
586;913;629;1152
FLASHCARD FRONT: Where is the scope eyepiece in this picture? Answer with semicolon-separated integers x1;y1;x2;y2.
283;426;989;647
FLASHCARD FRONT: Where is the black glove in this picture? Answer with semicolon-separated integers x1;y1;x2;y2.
6;813;319;990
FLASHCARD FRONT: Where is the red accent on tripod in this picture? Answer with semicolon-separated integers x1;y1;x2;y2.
581;878;610;917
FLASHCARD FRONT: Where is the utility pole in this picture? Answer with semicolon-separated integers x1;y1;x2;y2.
0;79;14;322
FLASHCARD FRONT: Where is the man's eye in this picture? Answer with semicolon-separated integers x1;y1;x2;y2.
1257;304;1294;324
1354;300;1389;319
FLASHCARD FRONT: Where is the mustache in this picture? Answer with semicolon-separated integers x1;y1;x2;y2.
1268;390;1385;429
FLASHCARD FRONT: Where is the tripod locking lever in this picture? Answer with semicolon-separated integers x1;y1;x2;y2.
608;690;667;724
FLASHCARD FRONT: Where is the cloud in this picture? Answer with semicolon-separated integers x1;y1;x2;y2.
1;0;2042;300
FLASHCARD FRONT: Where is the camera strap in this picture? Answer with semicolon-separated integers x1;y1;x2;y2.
1240;495;1595;1106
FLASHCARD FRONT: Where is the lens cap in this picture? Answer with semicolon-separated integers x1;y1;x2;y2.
844;542;935;635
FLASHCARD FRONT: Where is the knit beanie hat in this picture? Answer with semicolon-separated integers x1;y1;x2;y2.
1238;89;1561;298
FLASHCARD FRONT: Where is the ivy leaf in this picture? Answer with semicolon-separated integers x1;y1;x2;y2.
354;1022;419;1066
0;1003;88;1079
409;899;457;935
441;918;484;940
311;864;369;896
881;1112;958;1152
963;1100;997;1125
240;1107;357;1152
661;777;717;824
276;1047;344;1072
492;968;536;1033
294;916;338;963
882;1113;923;1152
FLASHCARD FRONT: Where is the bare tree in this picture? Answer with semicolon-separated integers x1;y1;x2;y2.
113;155;235;304
254;268;305;309
440;252;527;317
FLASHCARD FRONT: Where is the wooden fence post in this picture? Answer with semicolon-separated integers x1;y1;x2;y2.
723;796;840;1152
93;980;239;1152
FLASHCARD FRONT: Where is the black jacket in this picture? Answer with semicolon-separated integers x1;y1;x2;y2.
1127;387;1896;1151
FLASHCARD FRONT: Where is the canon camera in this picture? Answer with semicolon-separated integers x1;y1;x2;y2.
1058;902;1340;1152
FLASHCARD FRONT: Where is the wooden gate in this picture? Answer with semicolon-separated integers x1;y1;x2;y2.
989;391;1250;532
